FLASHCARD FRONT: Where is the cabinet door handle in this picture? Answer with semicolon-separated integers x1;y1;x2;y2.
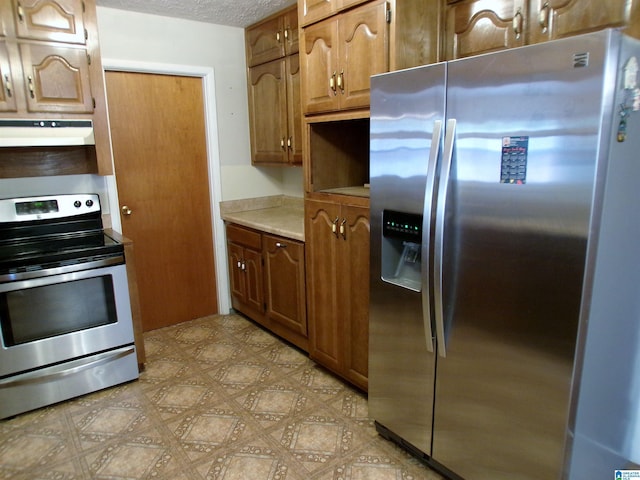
538;2;550;31
330;72;337;95
340;218;347;239
28;76;35;98
513;8;523;39
284;28;289;40
337;70;344;93
3;75;12;98
17;3;25;22
281;137;286;150
275;242;287;248
332;216;339;237
287;137;292;150
237;260;242;269
276;31;281;43
241;261;246;271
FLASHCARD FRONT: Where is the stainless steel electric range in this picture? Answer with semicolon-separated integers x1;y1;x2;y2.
0;193;139;419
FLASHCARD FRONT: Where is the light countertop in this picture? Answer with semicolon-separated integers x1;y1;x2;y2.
220;195;304;242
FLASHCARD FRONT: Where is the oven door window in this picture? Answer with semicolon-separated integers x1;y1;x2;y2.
0;276;118;346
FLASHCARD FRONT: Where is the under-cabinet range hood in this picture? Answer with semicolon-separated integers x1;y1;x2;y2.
0;119;95;147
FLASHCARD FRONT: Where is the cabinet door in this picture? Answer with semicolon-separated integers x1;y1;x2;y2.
305;199;342;372
228;242;247;305
528;0;630;44
340;204;370;390
246;15;285;67
445;0;526;60
12;0;86;44
337;0;370;10
263;234;307;336
0;41;19;112
283;8;299;55
243;247;265;314
301;18;339;114
286;54;302;165
248;58;288;164
299;0;335;27
20;43;93;113
338;0;389;110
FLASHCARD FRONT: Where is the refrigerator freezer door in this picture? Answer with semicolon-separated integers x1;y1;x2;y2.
369;63;446;455
567;33;640;479
433;32;612;478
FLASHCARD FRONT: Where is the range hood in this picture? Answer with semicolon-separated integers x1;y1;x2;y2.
0;119;95;147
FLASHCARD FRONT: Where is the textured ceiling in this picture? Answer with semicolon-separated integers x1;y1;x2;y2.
95;0;298;28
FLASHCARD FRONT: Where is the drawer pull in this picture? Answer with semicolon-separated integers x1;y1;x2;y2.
275;242;287;248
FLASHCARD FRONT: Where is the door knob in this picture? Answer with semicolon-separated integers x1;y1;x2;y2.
121;205;133;216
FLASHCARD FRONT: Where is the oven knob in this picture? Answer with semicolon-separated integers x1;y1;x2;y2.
86;199;94;207
74;200;82;208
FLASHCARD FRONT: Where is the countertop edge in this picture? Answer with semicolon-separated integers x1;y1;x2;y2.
221;198;304;242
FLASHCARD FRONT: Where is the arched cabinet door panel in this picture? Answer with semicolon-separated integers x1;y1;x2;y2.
12;0;86;44
20;43;92;113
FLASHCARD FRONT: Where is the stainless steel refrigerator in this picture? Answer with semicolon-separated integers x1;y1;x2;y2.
369;29;640;480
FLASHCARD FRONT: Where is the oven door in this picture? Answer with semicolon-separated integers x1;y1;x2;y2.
0;263;135;377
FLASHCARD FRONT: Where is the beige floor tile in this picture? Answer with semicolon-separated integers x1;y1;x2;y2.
0;314;446;480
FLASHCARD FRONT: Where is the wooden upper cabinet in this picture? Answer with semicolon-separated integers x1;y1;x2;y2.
299;0;369;27
287;54;302;165
248;59;287;163
246;5;298;67
11;0;86;44
20;43;92;113
301;18;337;114
528;0;633;44
247;54;301;165
300;0;334;26
445;0;527;60
339;1;388;110
0;0;113;176
283;7;299;56
301;0;388;114
0;41;19;112
446;0;640;60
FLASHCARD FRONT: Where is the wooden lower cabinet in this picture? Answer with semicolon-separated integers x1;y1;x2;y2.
226;223;308;350
305;197;370;391
227;224;265;321
263;234;308;349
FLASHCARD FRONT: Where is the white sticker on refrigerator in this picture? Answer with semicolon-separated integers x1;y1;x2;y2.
501;136;529;184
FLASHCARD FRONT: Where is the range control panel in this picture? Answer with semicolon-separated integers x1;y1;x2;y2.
0;194;101;223
383;210;423;243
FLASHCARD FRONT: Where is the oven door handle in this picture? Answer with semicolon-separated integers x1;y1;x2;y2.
0;254;124;284
0;346;136;388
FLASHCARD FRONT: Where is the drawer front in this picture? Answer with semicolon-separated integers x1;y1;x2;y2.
226;223;262;250
263;234;303;253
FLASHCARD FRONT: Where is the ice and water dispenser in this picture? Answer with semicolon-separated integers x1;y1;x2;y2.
381;210;423;292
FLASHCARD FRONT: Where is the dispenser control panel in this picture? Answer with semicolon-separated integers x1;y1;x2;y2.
383;210;422;243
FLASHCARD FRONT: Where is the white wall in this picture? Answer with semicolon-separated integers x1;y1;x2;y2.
95;6;303;201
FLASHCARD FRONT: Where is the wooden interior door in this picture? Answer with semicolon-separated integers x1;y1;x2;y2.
105;71;218;331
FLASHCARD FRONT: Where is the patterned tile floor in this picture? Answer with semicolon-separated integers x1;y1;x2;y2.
0;314;446;480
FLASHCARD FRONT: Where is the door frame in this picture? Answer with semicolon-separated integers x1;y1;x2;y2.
102;58;230;314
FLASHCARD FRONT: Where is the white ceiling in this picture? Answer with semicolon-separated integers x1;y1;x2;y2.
95;0;298;28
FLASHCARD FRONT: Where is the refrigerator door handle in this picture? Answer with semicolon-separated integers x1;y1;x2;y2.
421;119;443;353
434;118;456;358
